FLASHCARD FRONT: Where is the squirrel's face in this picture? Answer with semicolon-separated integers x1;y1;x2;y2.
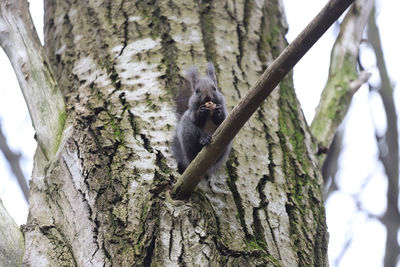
192;77;220;106
185;62;223;111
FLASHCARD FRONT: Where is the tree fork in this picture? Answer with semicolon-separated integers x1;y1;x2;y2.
0;0;66;160
172;0;355;199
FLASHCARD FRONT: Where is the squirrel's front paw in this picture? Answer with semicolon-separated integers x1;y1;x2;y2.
213;105;222;117
212;105;224;123
199;134;211;146
198;106;211;116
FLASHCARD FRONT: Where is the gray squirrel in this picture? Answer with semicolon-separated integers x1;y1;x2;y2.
172;62;231;176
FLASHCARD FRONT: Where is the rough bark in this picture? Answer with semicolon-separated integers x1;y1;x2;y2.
16;0;328;266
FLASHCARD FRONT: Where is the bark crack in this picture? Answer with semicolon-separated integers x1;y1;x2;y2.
118;0;129;57
143;234;156;267
177;222;186;266
39;225;78;267
168;211;175;260
233;0;245;69
231;66;242;99
226;153;250;238
62;144;107;265
198;0;218;67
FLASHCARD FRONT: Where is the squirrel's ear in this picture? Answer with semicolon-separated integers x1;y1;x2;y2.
185;67;199;89
206;62;217;85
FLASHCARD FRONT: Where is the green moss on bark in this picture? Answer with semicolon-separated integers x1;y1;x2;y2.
277;75;328;266
311;53;358;148
258;0;286;63
54;110;67;154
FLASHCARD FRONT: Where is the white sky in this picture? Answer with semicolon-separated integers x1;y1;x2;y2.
0;0;399;266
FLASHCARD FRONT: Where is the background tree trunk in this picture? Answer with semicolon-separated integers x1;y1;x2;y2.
21;0;328;266
368;9;400;266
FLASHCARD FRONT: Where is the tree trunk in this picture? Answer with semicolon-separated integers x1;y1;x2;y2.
0;200;24;266
21;0;328;266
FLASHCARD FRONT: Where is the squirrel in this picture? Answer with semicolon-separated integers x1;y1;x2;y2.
172;62;231;176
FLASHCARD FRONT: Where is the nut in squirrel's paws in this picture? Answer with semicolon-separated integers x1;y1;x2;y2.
205;101;217;114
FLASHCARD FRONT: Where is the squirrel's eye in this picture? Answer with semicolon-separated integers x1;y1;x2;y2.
213;86;217;91
195;88;200;94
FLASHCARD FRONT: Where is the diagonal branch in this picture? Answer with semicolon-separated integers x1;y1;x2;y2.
310;0;374;154
0;0;66;160
0;123;29;201
172;0;355;199
322;127;344;199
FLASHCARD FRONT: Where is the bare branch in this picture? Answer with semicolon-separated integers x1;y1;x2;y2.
310;0;374;152
0;123;28;201
368;7;400;267
322;127;344;199
172;0;355;199
350;70;371;93
0;0;66;160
